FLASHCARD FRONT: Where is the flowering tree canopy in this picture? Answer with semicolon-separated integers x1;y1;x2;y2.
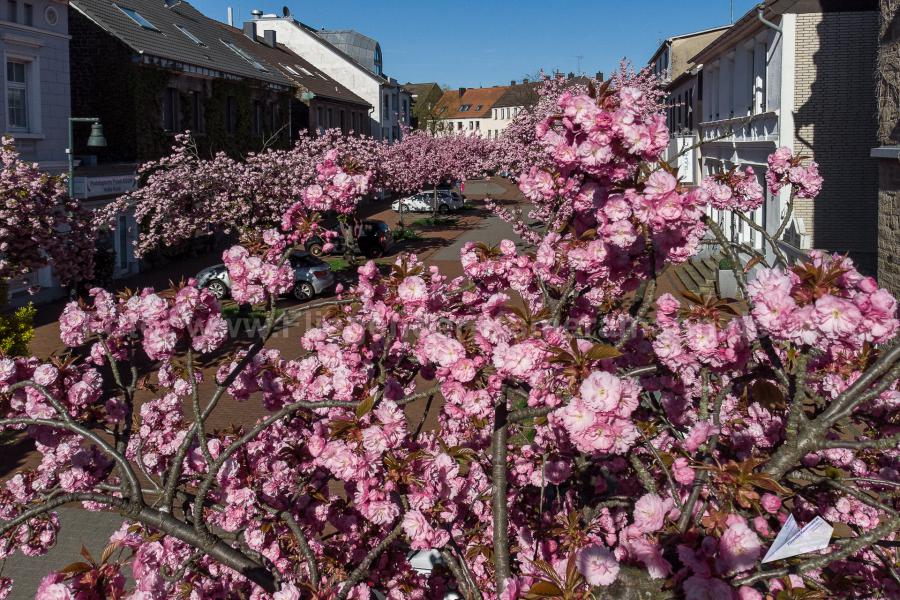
0;137;94;289
1;73;899;600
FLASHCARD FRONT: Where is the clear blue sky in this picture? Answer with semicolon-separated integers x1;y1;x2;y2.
190;0;760;88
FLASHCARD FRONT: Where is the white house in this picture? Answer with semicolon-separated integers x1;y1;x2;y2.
432;85;508;138
690;0;878;271
253;11;409;141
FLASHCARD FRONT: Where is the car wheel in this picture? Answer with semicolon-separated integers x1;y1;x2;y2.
205;280;228;300
307;243;324;257
438;204;450;215
292;281;315;301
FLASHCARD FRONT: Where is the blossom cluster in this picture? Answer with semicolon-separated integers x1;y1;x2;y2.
700;166;765;212
59;284;228;360
747;251;898;352
766;146;823;199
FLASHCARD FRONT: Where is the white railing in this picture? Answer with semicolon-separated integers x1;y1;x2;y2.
698;111;779;145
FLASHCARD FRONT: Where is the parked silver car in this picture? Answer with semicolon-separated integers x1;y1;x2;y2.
196;252;335;301
392;189;465;214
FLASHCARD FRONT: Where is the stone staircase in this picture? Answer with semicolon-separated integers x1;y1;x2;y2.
672;253;722;296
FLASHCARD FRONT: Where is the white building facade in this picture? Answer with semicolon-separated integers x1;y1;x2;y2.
691;1;878;271
253;14;408;141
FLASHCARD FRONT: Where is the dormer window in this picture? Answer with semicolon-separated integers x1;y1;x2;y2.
474;105;482;111
459;104;470;112
115;4;159;31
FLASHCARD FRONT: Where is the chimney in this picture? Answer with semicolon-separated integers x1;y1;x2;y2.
227;6;233;26
243;21;257;39
458;87;466;96
510;79;516;85
567;72;574;80
596;71;605;81
523;78;529;84
263;29;276;47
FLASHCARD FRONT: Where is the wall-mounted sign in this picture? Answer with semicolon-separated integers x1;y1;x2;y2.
73;174;137;199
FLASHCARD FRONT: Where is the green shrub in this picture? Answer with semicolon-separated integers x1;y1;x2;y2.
0;284;36;356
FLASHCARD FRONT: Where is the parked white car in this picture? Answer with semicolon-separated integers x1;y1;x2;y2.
392;190;465;214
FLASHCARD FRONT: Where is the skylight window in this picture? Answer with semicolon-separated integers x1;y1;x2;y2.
281;64;299;76
459;104;471;112
298;66;314;77
474;105;483;111
175;24;204;46
221;39;269;72
115;4;159;31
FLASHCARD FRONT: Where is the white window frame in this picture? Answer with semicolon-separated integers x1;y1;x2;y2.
3;52;40;135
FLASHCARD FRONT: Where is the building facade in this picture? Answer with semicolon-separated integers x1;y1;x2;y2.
213;21;371;140
874;0;900;296
1;0;72;304
432;85;509;137
691;0;878;272
1;0;71;173
68;0;295;283
648;27;729;186
254;13;409;141
403;82;442;130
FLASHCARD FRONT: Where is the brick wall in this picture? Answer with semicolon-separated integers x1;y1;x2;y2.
793;11;879;275
878;0;900;295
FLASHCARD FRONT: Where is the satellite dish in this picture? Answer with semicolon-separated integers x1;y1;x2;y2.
282;6;290;17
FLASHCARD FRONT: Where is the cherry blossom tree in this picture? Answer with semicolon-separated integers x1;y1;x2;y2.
1;76;899;600
0;137;94;290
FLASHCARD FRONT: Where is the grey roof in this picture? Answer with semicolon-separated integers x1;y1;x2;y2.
493;82;541;109
212;21;370;107
70;0;292;88
316;29;382;76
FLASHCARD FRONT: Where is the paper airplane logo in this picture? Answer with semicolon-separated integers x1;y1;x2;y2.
761;514;833;564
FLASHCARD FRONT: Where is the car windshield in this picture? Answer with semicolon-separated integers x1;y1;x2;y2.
290;253;324;268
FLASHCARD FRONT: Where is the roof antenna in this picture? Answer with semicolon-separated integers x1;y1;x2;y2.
730;0;734;23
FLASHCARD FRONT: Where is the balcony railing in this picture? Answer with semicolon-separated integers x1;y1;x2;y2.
698;110;779;145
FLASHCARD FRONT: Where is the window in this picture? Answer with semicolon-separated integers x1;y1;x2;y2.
298;66;313;76
459;104;470;112
383;94;389;116
6;0;15;22
475;121;480;129
687;88;694;130
222;40;268;72
340;109;346;132
281;64;299;76
115;4;159;31
474;104;482;111
190;91;204;133
162;87;178;131
253;100;263;135
176;24;205;46
6;60;27;130
23;2;30;26
677;94;682;128
457;122;462;131
373;44;383;76
316;106;324;134
225;95;237;135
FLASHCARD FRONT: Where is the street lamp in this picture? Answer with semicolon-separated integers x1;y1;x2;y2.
67;117;106;197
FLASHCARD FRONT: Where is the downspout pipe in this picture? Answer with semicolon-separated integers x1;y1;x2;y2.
757;3;782;33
